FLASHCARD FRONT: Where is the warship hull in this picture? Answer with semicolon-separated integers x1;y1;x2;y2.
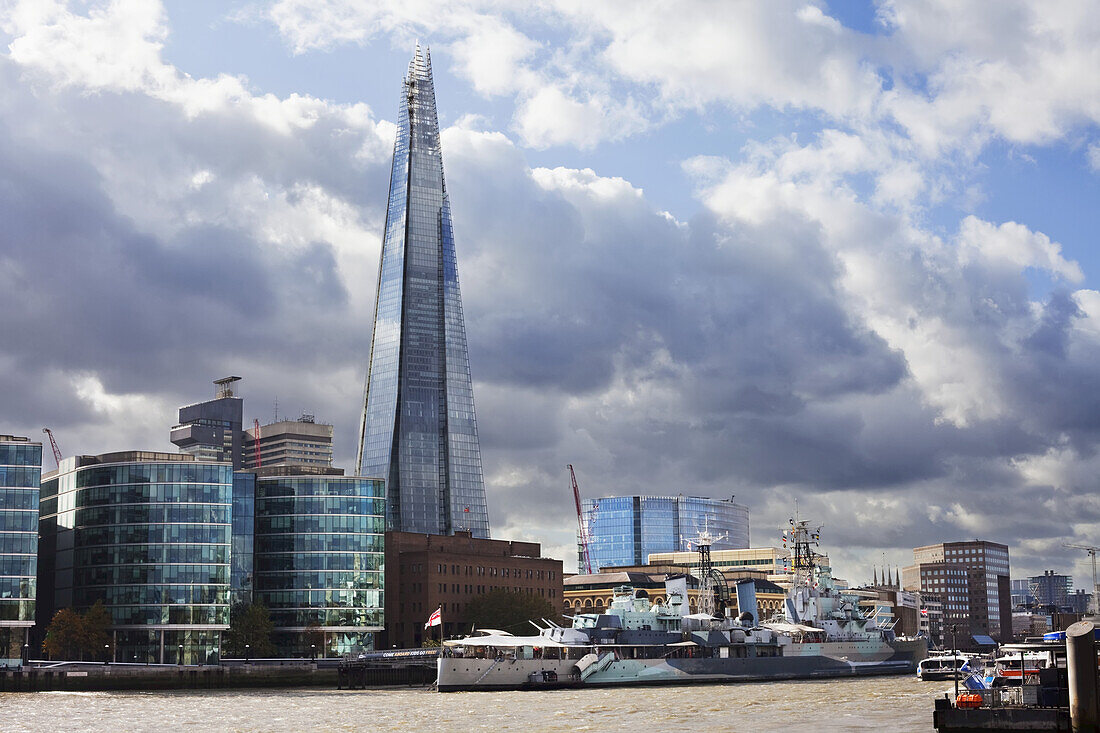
437;638;926;692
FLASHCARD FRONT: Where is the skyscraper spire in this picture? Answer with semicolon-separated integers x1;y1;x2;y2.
356;47;491;538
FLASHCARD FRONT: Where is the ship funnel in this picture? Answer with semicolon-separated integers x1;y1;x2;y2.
736;579;758;626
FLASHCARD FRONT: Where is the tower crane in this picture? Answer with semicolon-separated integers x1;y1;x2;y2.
41;427;63;470
1063;543;1100;614
569;465;593;575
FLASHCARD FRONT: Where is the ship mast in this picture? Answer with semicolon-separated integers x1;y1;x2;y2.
687;520;728;617
787;518;823;590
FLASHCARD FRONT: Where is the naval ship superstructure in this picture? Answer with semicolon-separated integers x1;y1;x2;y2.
436;520;926;691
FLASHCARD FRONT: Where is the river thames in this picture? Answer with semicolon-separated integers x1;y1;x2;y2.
4;676;945;731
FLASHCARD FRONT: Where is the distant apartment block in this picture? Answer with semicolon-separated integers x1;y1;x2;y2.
1;435;41;666
902;540;1012;643
583;495;749;572
243;416;333;470
1029;570;1073;609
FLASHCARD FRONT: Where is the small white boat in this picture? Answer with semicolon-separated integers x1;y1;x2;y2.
916;651;971;681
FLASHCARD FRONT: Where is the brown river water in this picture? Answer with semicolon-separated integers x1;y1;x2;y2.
2;676;947;732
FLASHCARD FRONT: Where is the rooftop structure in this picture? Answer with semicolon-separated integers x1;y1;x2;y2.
170;377;244;469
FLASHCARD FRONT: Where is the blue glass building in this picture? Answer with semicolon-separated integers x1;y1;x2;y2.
0;435;41;666
355;45;491;539
253;468;385;656
38;452;232;663
583;495;750;572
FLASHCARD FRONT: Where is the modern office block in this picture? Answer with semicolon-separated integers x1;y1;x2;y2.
902;540;1011;643
252;467;385;656
242;417;333;470
38;452;232;663
0;435;42;666
582;495;750;572
170;376;245;469
355;45;490;539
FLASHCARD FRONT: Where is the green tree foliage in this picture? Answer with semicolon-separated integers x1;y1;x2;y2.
464;590;557;634
224;603;277;658
40;600;115;661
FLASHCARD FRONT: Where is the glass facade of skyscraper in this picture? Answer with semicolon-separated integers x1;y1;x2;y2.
0;435;41;666
253;472;385;656
230;471;255;607
38;452;231;663
583;495;750;572
356;45;490;539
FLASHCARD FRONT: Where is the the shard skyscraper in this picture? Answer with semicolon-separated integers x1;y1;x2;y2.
356;46;491;539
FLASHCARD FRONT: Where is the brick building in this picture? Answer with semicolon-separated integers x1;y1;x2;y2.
383;531;563;648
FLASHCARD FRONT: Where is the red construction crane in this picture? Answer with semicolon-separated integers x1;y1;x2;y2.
569;464;593;575
252;419;262;469
41;427;63;469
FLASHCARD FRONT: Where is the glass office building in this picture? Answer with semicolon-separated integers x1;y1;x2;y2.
253;469;385;656
230;471;255;607
0;435;41;666
38;452;232;663
583;495;750;572
355;44;491;539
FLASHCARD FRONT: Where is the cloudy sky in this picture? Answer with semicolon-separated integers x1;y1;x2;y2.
3;0;1100;585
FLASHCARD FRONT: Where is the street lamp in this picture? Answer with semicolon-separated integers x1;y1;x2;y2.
245;644;250;663
178;644;184;666
310;644;316;662
22;643;29;666
951;625;959;699
104;644;110;665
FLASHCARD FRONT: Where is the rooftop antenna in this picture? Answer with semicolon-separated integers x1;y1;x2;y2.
273;396;279;422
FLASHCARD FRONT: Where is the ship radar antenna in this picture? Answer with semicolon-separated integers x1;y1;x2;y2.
686;522;729;617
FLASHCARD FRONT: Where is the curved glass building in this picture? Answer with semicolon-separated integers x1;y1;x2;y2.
254;468;385;656
583;495;750;572
38;452;231;663
1;435;41;666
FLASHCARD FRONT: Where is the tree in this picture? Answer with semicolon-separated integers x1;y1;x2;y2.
41;601;115;661
41;608;84;660
464;590;556;634
224;603;277;658
83;600;112;660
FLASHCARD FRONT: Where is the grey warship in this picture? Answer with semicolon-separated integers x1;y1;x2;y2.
436;520;926;691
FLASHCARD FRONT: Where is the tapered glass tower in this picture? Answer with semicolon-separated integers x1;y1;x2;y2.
356;46;491;538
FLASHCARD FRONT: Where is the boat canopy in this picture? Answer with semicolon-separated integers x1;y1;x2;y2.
443;635;569;648
763;622;825;634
